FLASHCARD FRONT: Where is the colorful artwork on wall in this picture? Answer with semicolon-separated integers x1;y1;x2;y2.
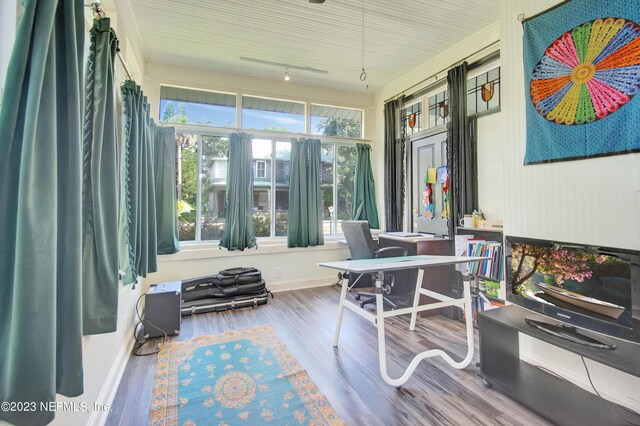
524;0;640;164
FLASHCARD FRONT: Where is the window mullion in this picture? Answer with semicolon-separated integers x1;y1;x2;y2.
270;139;276;238
195;133;203;242
333;144;338;236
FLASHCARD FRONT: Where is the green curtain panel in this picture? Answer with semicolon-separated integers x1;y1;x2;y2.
288;138;324;248
0;0;85;424
82;18;120;335
155;126;180;254
352;143;380;229
119;81;158;284
220;132;257;251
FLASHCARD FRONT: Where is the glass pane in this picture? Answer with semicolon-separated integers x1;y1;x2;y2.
200;135;229;241
252;139;272;237
310;104;363;138
336;145;356;223
160;86;236;126
242;96;305;132
275;142;291;237
321;144;335;235
176;133;198;241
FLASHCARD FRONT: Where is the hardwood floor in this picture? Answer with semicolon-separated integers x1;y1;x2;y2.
106;286;552;426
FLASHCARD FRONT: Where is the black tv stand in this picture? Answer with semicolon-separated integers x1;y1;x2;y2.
524;317;617;349
479;305;640;425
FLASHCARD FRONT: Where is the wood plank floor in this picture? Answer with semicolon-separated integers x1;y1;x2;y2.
106;286;552;426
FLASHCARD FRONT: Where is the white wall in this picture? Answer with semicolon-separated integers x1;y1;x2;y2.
477;111;504;221
501;0;640;412
373;22;501;230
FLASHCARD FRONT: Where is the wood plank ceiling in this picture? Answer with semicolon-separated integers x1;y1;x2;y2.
127;0;500;93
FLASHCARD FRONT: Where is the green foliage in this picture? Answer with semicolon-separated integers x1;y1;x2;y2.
316;117;362;138
163;101;190;123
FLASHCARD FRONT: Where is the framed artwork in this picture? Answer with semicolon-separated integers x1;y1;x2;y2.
524;0;640;164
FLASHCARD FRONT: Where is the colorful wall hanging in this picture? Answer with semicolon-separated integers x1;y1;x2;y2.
422;168;437;220
524;0;640;165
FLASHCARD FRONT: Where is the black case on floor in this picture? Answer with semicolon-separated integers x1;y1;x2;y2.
181;290;270;316
182;279;266;302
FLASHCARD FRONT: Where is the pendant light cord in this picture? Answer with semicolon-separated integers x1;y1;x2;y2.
360;0;367;81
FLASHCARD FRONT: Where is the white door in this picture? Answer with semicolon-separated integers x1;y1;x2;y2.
410;131;448;236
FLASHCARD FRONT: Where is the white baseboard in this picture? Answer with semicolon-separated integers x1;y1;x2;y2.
520;351;640;413
87;322;137;426
268;277;337;293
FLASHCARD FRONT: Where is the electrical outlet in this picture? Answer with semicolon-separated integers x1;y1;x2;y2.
275;267;281;279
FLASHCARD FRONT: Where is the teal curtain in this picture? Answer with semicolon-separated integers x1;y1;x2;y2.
82;18;120;335
119;81;158;284
155;126;180;254
352;143;380;229
0;0;85;424
220;133;256;250
288;138;324;248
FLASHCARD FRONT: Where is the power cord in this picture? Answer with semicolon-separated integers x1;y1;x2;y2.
581;356;640;425
132;293;168;356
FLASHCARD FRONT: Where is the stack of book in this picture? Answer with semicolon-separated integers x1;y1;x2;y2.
455;235;504;281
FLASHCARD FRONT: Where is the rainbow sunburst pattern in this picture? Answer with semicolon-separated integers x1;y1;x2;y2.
530;17;640;125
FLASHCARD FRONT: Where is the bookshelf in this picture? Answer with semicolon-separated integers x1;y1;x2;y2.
455;227;505;323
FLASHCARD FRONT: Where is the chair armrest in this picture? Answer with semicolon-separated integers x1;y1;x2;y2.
375;246;408;258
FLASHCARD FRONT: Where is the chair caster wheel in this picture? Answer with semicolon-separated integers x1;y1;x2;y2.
482;379;492;389
360;302;366;308
395;386;402;390
355;294;361;301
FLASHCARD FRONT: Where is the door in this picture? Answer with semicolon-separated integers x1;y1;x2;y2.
410;131;448;235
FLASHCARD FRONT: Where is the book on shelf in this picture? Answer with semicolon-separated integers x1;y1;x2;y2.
455;235;504;281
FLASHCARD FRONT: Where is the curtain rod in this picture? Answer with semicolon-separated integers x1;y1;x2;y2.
86;2;134;81
383;39;500;105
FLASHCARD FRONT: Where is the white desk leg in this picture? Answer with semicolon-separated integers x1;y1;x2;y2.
333;274;350;347
409;268;425;331
377;272;476;388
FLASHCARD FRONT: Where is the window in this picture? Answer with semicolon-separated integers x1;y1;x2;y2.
310;104;363;138
401;102;422;137
255;160;267;179
467;66;501;115
160;86;236;127
428;90;449;128
169;88;365;243
242;96;305;132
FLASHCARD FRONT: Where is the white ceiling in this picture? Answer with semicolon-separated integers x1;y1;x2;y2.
127;0;500;93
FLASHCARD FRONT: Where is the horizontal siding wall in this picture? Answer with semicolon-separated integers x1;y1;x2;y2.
501;0;640;249
501;0;640;413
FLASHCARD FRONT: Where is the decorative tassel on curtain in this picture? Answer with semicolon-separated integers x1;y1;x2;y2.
446;62;477;238
119;81;158;284
384;96;405;231
0;0;85;424
82;18;121;335
352;143;380;229
288;138;324;248
220;132;257;251
155;126;180;254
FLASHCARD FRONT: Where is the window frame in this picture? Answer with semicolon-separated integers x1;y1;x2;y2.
174;124;364;245
255;160;267;179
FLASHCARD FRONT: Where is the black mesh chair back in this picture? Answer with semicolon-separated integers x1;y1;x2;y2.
341;220;378;260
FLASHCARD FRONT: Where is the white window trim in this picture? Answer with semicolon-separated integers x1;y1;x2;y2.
255;160;267;179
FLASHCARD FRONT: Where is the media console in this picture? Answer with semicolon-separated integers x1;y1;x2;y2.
479;305;640;425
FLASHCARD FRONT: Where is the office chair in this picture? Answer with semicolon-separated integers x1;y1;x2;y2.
341;220;408;310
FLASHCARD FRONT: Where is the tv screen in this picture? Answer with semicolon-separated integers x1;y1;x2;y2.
505;236;640;344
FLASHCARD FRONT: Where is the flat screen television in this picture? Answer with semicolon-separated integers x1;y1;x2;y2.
505;236;640;346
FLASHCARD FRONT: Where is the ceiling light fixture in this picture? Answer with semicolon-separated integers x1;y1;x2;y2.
284;68;291;81
239;57;328;74
360;0;367;82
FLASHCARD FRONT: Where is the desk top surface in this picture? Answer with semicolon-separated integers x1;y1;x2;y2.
318;255;490;273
